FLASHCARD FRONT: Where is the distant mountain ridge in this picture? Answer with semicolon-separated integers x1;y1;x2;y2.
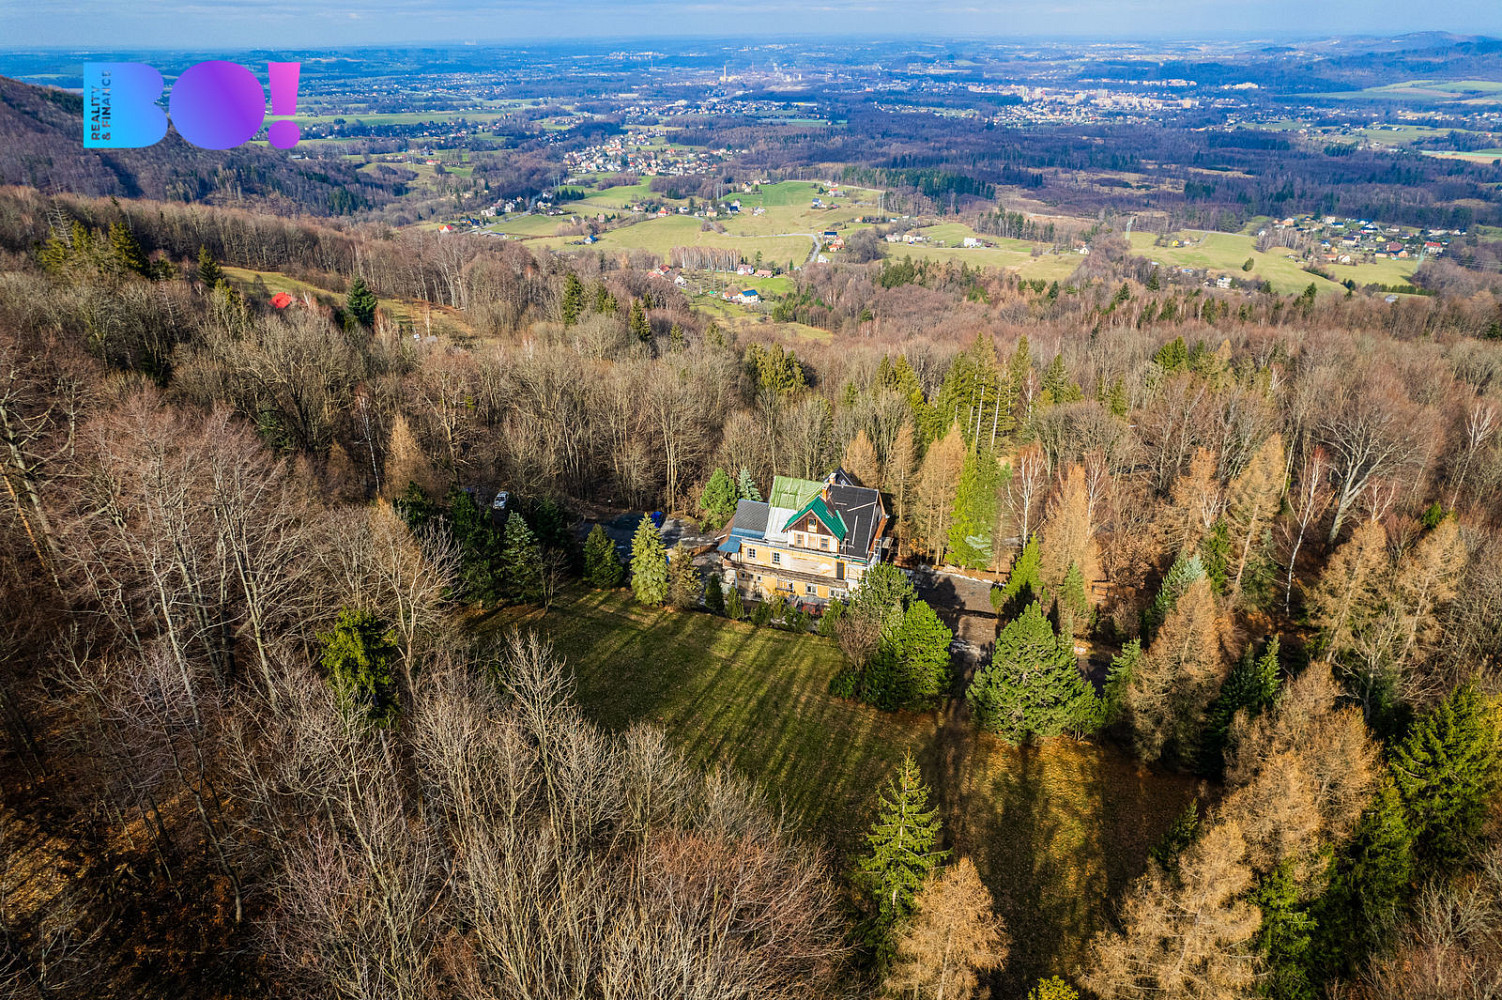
0;75;397;215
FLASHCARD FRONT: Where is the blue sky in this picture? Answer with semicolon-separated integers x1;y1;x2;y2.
3;0;1501;48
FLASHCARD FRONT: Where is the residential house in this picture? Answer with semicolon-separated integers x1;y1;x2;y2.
736;288;760;304
718;470;890;607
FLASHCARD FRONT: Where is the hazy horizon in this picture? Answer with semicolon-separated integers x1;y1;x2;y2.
5;0;1502;50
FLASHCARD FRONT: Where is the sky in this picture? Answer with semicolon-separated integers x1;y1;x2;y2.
3;0;1502;49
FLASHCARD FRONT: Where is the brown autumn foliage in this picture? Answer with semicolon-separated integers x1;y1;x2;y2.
887;857;1009;1000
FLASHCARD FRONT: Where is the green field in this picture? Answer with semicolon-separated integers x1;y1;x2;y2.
527;215;815;269
1128;231;1417;296
221;266;473;338
488;588;1199;991
1313;79;1502;105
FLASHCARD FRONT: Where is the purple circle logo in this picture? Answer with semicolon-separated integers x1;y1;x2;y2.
168;61;265;150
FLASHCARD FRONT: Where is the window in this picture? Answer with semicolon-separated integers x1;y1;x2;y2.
805;584;817;596
835;561;845;581
821;537;831;551
794;533;804;548
746;547;757;560
832;589;847;600
772;551;781;565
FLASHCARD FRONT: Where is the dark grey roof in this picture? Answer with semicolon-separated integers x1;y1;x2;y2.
730;499;769;537
827;485;884;558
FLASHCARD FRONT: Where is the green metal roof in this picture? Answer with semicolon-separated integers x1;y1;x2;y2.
767;475;823;510
783;496;847;541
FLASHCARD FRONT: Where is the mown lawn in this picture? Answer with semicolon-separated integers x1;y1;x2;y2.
484;587;1201;992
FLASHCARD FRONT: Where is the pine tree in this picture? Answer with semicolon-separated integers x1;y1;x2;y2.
969;602;1097;742
583;523;624;589
1106;377;1129;418
593;281;617;314
948;448;1002;570
196;245;222;288
629;298;652;343
630;516;669;606
1143;551;1206;640
1040;353;1079;405
851;561;916;641
1390;681;1502;866
1029;977;1081;1000
736;466;762;502
318;607;401;725
1252;859;1320;1000
858;753;948;955
1198;636;1282;778
447;487;505;606
698;467;738;528
867;600;951;710
993;535;1044;619
1311;776;1415;981
106;222;152;279
726;584;746;620
346;274;378;327
704;572;726;615
561;272;584;326
1057;561;1090;639
666;542;701;609
502;513;544;605
1101;639;1141;724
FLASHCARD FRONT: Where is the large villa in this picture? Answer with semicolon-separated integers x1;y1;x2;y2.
717;470;891;608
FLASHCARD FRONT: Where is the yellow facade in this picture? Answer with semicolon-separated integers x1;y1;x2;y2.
731;539;865;603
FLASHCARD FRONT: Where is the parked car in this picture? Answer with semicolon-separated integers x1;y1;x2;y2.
493;490;510;510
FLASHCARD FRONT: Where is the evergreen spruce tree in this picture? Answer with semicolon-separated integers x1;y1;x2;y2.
948;448;1001;569
318;608;401;725
704;572;726;615
107;222;152;279
992;535;1045;621
666;542;701;609
393;481;436;530
447;487;505;606
1253;860;1320;1000
629;298;652;343
858;753;948;958
346;274;378;327
1100;638;1141;724
501;514;544;605
725;583;746;620
1311;776;1415;981
852;561;918;641
1028;978;1081;1000
583;524;624;589
561;272;584;326
968;602;1097;742
866;600;951;710
698;467;739;528
1390;681;1502;865
593;281;616;314
630;516;669;606
1198;636;1282;778
1057;561;1091;638
737;466;762;501
1143;551;1206;640
196;245;222;288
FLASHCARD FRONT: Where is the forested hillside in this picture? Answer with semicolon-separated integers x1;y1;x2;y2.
0;77;402;213
1;183;1500;1000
